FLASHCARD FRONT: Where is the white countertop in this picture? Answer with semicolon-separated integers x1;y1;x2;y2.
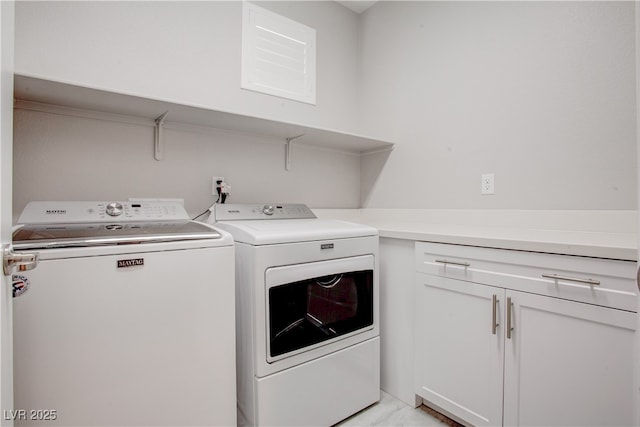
312;209;638;261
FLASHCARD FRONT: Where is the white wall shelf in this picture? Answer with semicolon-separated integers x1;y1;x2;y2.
13;74;394;166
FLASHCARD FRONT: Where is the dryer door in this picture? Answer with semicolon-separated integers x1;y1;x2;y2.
266;255;374;363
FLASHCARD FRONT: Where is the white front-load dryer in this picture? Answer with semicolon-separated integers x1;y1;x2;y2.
209;204;380;427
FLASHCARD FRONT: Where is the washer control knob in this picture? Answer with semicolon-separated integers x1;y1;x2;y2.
262;205;275;216
106;202;124;217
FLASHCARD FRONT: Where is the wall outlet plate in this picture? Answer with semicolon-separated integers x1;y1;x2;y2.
481;173;495;195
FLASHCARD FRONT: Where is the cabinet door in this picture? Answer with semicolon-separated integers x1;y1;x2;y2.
415;273;504;426
503;291;636;426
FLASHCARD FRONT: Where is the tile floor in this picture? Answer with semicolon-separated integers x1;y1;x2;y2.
335;391;453;427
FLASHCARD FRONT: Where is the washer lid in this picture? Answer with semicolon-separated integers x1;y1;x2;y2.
12;221;223;250
214;219;377;245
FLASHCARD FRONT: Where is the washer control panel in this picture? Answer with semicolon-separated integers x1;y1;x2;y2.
17;201;190;224
213;204;316;221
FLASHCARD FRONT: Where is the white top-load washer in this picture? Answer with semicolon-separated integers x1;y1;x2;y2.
11;201;236;427
209;204;380;427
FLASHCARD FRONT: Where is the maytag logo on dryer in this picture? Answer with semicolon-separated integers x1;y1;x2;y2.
45;209;66;215
117;258;144;268
321;243;334;250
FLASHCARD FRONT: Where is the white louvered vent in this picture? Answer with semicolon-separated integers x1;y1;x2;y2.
241;2;316;105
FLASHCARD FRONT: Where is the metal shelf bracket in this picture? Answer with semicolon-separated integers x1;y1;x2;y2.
154;111;169;161
285;134;305;171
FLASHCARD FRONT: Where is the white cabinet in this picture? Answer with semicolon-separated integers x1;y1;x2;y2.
503;291;635;427
414;242;637;427
415;274;504;426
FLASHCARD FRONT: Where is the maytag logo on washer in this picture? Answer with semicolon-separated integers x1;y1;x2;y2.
321;243;334;250
117;258;144;269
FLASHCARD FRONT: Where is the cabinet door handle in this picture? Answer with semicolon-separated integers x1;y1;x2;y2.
506;297;513;339
492;294;499;335
541;273;600;286
435;259;470;267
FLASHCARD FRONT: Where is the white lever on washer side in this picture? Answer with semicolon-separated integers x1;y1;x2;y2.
2;245;39;275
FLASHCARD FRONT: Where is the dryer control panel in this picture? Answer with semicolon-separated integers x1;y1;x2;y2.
213;204;316;221
17;201;189;224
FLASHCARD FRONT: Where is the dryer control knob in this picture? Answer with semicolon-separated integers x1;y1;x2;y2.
262;205;274;216
106;202;124;217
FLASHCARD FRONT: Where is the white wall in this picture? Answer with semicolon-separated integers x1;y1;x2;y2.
378;237;416;406
0;0;15;420
635;2;640;425
12;1;363;218
359;1;637;210
14;1;361;134
12;1;638;214
12;107;361;219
